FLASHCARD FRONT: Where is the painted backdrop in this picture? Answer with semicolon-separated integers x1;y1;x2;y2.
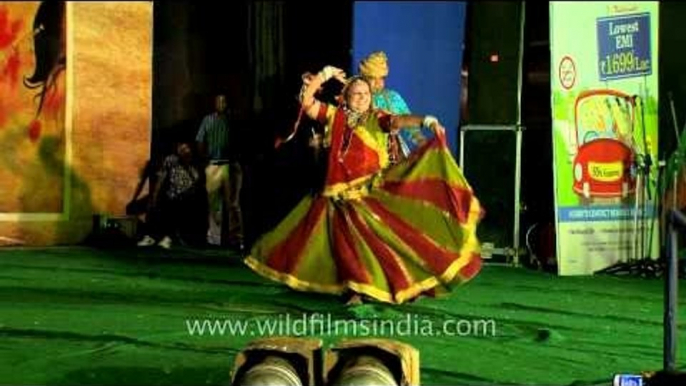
0;1;152;246
0;1;67;216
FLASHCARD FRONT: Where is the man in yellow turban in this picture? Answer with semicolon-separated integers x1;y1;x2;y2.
359;51;429;163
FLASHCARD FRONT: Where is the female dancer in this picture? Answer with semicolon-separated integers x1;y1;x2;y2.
245;65;483;304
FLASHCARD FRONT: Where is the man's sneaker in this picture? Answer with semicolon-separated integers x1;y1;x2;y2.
158;236;172;249
137;235;156;247
207;232;221;246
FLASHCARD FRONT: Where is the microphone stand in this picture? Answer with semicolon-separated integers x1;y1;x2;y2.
596;94;662;277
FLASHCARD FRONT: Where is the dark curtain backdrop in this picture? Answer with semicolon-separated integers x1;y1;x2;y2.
249;1;286;115
152;1;353;246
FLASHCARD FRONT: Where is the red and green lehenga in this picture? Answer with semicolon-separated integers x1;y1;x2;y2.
245;104;483;304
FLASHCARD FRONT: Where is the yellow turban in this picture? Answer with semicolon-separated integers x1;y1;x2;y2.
359;51;389;78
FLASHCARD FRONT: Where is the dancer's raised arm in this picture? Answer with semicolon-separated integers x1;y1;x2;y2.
387;114;446;137
299;65;347;120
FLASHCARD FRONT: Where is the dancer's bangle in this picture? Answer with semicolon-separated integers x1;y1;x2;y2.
423;115;439;129
318;66;336;82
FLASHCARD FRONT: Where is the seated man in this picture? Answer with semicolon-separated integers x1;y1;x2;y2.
137;141;204;249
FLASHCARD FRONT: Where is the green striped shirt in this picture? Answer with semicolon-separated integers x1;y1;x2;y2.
196;113;230;163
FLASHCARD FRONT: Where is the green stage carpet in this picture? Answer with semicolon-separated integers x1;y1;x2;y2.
0;247;684;385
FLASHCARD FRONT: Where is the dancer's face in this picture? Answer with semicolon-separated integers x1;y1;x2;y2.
346;80;371;113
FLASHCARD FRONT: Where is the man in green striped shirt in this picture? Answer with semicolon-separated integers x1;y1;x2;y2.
196;94;243;250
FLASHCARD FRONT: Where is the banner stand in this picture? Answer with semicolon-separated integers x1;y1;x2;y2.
550;2;660;275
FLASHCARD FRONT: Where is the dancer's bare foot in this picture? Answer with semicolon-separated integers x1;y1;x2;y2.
345;294;363;306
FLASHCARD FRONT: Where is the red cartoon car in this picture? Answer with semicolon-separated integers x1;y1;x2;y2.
572;89;636;199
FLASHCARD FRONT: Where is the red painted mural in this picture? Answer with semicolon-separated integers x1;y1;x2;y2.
0;1;66;214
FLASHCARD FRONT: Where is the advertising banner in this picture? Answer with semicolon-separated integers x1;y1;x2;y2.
550;2;659;275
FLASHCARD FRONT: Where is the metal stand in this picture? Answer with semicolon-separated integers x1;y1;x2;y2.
663;92;686;371
460;124;524;266
596;94;661;277
597;155;662;277
665;208;684;372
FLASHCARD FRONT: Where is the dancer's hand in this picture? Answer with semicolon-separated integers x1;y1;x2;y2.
433;122;446;137
423;115;445;136
301;72;316;85
309;133;323;148
332;70;347;84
